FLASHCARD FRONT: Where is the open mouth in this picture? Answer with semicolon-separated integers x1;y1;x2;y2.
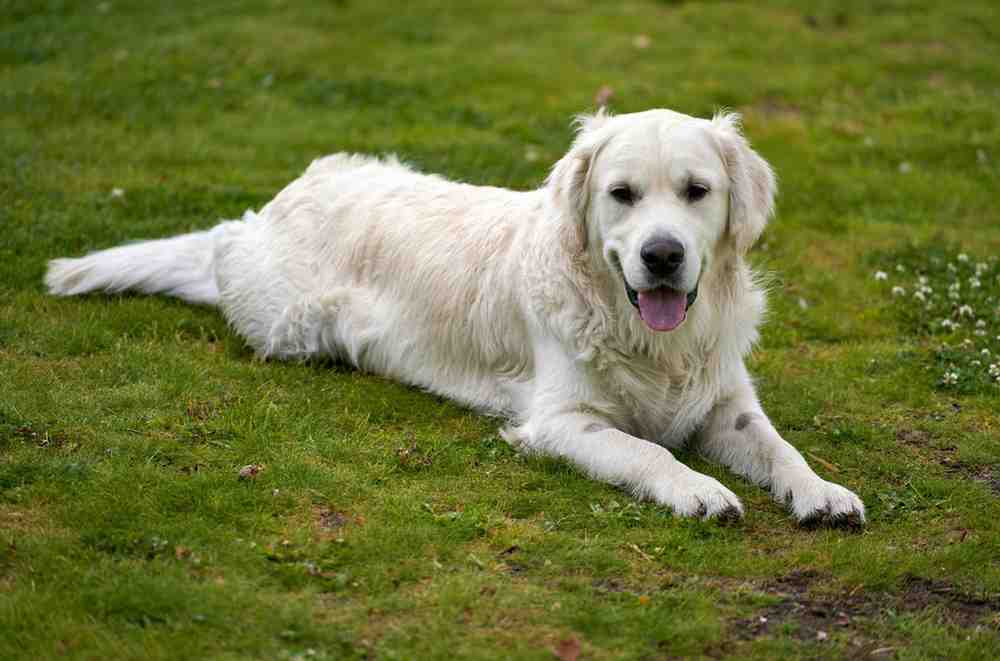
624;280;699;332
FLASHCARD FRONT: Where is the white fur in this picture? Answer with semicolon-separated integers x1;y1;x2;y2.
46;109;865;524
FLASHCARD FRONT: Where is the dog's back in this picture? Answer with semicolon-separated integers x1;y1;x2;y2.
47;153;542;412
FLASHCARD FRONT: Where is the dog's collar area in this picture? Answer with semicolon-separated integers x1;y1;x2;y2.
623;280;698;311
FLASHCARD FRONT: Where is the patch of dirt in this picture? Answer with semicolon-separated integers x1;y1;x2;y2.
896;428;999;496
896;426;958;464
895;428;934;448
940;460;1000;497
897;575;1000;628
732;570;999;645
764;569;823;595
734;570;877;644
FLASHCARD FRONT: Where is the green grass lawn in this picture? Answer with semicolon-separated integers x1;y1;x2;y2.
2;1;999;658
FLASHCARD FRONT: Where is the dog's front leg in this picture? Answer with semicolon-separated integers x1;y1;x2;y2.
505;411;743;520
696;368;865;526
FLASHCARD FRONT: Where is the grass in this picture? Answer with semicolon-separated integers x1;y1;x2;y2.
2;0;999;658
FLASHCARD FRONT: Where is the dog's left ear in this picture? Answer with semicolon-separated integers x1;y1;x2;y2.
712;112;777;254
547;110;612;253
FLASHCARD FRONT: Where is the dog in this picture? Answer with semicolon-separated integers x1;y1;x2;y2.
46;108;865;525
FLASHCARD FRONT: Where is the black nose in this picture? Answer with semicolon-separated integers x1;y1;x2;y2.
640;238;685;277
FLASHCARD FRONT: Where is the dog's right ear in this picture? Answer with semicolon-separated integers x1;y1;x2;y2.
546;110;612;253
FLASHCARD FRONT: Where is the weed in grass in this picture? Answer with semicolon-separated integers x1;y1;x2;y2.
874;246;1000;393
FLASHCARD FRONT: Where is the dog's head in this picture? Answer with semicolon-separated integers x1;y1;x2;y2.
548;109;776;332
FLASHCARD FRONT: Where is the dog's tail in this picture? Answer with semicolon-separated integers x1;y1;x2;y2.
46;227;222;305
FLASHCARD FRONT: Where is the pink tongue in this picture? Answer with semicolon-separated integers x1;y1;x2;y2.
637;287;687;331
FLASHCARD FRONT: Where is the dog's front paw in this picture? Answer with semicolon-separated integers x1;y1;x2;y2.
783;476;866;528
654;470;744;521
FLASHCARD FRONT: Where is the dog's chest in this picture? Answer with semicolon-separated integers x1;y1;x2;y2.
599;353;721;447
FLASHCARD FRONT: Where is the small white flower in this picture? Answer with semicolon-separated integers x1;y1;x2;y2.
110;187;124;198
976;320;987;328
958;304;975;317
981;348;991;356
976;262;989;275
941;370;959;386
949;282;961;291
960;338;974;349
957;253;969;262
918;275;929;285
896;264;906;272
970;277;981;289
975;329;987;336
874;271;888;281
948;263;957;272
972;360;981;367
914;290;926;302
899;161;913;174
949;291;960;301
892;286;906;297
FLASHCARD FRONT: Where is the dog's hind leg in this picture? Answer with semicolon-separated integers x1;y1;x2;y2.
263;288;380;365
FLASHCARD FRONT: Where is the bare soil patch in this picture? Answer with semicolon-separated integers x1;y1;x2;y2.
732;569;1000;646
896;428;999;496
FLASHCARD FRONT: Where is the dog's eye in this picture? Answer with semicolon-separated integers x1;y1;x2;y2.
685;183;710;202
610;185;636;205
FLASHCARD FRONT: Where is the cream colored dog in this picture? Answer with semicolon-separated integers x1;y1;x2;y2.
46;109;865;525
